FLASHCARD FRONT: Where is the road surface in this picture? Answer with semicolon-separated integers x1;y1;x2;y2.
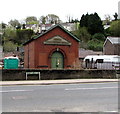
1;82;118;112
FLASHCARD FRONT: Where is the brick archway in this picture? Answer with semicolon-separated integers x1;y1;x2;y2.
48;48;66;69
51;51;64;69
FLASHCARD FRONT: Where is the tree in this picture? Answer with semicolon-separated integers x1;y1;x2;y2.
87;39;103;51
16;29;34;44
80;13;89;27
3;41;17;52
79;27;91;42
45;14;60;24
74;19;79;23
0;23;6;42
72;26;91;49
109;20;120;37
25;16;38;24
66;15;74;23
3;26;17;43
80;13;104;35
113;13;118;21
22;24;26;29
104;14;111;25
92;33;105;41
104;27;111;37
8;19;21;28
1;22;7;29
39;16;46;24
87;13;104;35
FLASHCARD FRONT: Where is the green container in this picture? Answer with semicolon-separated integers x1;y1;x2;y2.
4;57;19;69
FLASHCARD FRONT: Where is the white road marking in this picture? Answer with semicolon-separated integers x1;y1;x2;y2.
65;86;118;91
103;110;118;113
12;96;28;100
0;89;33;93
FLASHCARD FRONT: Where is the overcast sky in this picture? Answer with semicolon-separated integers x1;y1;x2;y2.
0;0;120;23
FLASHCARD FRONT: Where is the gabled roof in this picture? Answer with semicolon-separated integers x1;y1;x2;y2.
104;36;120;46
23;24;80;45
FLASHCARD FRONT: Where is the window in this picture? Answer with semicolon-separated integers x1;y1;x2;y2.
85;59;90;63
96;59;103;63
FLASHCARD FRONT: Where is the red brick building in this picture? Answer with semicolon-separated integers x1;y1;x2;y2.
23;24;80;69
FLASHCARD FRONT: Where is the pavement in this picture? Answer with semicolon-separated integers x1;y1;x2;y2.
0;79;119;86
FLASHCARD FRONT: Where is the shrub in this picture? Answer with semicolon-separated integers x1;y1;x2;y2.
87;39;103;51
92;33;105;41
3;41;17;52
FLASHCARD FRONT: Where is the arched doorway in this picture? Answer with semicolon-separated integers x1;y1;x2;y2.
51;51;64;69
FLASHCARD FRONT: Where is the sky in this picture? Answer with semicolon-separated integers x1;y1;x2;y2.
0;0;120;24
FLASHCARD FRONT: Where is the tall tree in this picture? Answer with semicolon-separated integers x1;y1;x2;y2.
88;13;104;35
8;19;21;28
110;20;120;37
16;29;34;44
25;16;38;24
80;13;89;27
113;13;118;21
80;13;104;35
39;16;46;24
0;23;7;45
1;22;7;29
2;26;17;51
66;15;74;23
45;14;60;24
3;26;17;43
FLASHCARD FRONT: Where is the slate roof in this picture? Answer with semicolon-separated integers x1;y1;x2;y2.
104;36;120;45
79;48;102;58
23;24;80;45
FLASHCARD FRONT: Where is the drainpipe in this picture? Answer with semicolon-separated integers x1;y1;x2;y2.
28;44;29;68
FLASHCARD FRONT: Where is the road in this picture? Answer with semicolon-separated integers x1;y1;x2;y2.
1;82;118;112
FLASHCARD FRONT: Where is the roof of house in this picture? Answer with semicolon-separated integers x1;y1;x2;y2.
79;48;102;58
23;24;80;45
104;36;120;45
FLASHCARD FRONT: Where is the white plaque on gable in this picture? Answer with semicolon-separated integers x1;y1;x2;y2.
44;35;71;45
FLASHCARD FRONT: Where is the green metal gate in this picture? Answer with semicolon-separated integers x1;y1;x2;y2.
51;51;64;69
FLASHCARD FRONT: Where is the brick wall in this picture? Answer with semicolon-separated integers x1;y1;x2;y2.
24;26;79;69
2;69;116;81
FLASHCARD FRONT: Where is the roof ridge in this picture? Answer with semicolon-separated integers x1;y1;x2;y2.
107;36;120;44
23;24;80;45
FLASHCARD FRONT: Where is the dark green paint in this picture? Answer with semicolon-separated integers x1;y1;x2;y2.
51;51;64;69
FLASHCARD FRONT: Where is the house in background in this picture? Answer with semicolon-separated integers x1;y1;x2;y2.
25;24;41;33
61;23;77;31
79;48;102;60
23;24;80;69
40;23;77;33
25;22;77;34
103;37;120;55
